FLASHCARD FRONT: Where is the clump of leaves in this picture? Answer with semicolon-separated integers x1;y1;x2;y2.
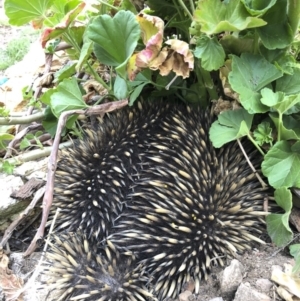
2;0;300;265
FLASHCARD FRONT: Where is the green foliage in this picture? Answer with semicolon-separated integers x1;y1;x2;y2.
266;187;293;247
194;36;225;71
209;108;253;147
256;0;294;49
0;108;10;117
87;10;140;78
290;244;300;273
1;160;15;174
4;0;53;26
193;0;266;35
50;78;88;117
2;0;300;263
229;53;282;113
20;131;44;150
262;141;300;188
253;122;273;146
0;133;14;150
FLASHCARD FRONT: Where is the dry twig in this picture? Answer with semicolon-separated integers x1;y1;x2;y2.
24;99;128;256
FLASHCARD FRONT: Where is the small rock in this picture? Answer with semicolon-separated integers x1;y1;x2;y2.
10;252;42;279
233;282;271;301
255;278;273;292
179;290;192;301
14;158;48;180
0;287;5;301
188;294;196;301
220;259;244;295
277;286;294;301
272;265;283;273
182;279;195;292
0;175;25;231
209;298;224;301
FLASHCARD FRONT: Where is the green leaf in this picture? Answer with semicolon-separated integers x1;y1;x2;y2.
194;0;266;35
229;53;283;113
241;0;277;16
273;55;296;75
276;68;300;95
87;10;140;78
42;106;60;137
54;62;77;83
253;122;273;146
40;88;57;105
129;69;152;87
184;83;208;105
261;88;300;114
269;114;300;140
45;0;80;26
1;161;15;175
129;83;148;106
0;107;10;117
220;35;254;56
120;0;138;13
50;78;88;117
266;187;292;247
260;88;285;107
290;244;300;273
4;0;53;26
145;0;178;19
65;115;79;130
114;75;128;100
76;41;93;71
20;137;31;150
256;0;294;49
262;141;300;188
0;133;14;150
209;108;253;148
194;36;225;71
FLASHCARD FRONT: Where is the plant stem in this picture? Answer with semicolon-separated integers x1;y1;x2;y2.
189;0;195;13
64;31;111;91
247;133;265;156
237;138;267;188
98;0;120;11
287;0;300;38
177;0;194;21
0;111;45;125
196;63;218;100
172;0;185;20
277;112;282;141
253;30;259;54
86;63;111;91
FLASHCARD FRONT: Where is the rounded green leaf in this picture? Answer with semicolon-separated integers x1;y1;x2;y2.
194;0;266;35
229;53;283;113
87;10;140;72
209;108;253;147
256;0;294;49
194;36;225;71
266;187;292;247
290;244;300;273
262;141;300;188
50;78;88;117
5;0;53;26
241;0;277;16
114;75;129;100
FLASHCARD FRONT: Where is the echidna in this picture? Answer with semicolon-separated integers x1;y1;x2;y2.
42;232;154;301
49;101;272;300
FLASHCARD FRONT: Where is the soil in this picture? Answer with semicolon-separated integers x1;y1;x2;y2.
0;2;298;301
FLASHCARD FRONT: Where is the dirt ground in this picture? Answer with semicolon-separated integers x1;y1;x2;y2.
0;2;298;301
